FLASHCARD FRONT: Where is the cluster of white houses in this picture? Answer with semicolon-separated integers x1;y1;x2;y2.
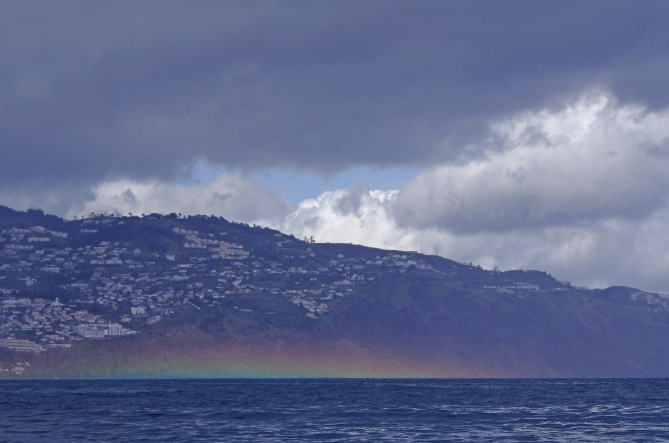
0;294;138;352
175;228;250;260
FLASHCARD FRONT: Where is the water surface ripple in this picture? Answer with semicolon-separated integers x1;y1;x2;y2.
1;379;668;442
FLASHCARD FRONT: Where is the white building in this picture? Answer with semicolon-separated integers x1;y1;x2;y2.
74;322;136;338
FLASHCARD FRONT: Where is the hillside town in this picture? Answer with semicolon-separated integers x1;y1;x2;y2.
0;216;452;355
4;211;662;364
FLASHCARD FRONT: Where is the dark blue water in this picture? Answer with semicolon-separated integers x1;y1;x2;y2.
1;379;668;442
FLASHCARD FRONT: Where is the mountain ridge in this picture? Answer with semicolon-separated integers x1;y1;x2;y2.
1;205;668;378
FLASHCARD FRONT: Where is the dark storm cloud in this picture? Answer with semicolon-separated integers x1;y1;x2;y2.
1;0;669;189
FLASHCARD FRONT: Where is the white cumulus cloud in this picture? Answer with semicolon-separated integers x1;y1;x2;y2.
67;175;290;225
54;92;669;292
274;92;669;292
395;92;669;233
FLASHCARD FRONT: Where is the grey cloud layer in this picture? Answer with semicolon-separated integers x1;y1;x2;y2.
69;175;290;225
6;0;669;291
3;0;669;190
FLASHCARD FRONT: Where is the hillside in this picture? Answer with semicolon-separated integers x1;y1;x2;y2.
1;206;669;378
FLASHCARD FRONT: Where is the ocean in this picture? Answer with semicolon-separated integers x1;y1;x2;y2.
0;379;667;442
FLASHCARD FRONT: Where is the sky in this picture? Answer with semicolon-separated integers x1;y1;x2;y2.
3;1;669;291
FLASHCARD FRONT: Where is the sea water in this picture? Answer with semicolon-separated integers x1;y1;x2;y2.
1;379;668;442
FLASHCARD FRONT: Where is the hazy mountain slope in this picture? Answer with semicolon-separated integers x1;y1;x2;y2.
1;206;669;378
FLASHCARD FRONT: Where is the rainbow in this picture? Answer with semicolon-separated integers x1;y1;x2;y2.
17;334;497;379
